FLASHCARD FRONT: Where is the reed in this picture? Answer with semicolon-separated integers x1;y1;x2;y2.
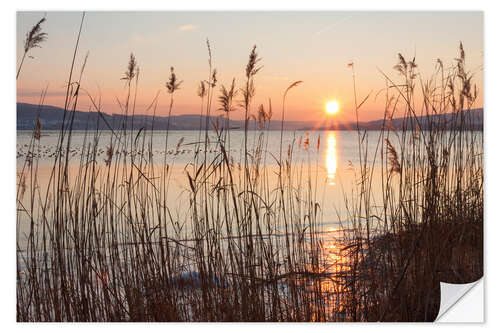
17;16;48;80
16;15;482;322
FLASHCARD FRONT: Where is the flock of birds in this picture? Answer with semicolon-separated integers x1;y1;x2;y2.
16;143;240;162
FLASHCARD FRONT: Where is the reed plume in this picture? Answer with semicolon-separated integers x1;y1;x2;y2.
121;53;138;82
218;78;237;114
198;80;207;98
17;16;48;79
33;118;42;141
385;138;401;174
166;66;183;93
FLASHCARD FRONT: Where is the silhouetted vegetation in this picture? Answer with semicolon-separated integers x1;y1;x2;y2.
16;13;482;322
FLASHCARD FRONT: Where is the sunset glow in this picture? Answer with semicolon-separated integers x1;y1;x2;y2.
326;100;339;115
326;132;338;185
15;12;483;122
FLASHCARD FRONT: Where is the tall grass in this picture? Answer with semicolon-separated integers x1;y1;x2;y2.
338;43;482;321
16;15;482;322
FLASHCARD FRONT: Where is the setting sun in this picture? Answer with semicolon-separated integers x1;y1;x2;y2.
326;100;339;115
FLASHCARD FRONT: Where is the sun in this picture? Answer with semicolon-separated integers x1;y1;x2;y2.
326;100;339;115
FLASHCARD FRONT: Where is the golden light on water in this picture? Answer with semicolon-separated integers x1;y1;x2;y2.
326;132;338;185
326;100;339;115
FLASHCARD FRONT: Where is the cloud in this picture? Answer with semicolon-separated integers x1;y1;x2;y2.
314;14;353;36
178;24;198;31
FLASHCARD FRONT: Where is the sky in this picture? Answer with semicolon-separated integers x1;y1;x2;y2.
16;11;483;123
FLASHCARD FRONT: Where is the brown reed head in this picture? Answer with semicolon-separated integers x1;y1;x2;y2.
121;53;138;82
166;66;183;94
198;81;207;98
24;16;48;54
246;45;262;79
218;78;237;113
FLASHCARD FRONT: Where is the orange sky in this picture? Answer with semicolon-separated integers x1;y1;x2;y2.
17;11;483;123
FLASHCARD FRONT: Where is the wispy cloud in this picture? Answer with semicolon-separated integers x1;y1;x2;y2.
179;24;198;31
314;14;353;36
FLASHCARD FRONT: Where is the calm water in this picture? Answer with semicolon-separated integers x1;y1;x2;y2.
16;128;483;275
17;129;379;167
15;129;400;243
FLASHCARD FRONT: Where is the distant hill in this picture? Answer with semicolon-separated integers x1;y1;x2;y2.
16;103;314;131
17;102;482;131
360;108;483;131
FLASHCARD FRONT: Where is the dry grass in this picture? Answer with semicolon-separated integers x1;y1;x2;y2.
16;14;482;322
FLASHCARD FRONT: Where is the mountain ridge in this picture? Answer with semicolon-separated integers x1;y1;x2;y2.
17;102;483;131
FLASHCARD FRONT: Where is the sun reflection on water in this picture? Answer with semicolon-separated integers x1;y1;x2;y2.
325;132;338;185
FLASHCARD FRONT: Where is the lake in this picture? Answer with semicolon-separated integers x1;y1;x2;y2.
17;129;386;230
16;128;481;246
